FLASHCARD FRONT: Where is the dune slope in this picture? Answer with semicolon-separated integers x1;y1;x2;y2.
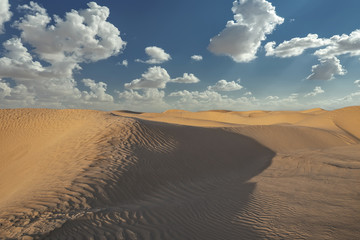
0;107;359;239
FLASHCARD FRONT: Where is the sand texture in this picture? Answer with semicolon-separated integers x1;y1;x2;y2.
0;107;359;239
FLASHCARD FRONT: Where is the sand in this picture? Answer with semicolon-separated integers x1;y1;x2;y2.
0;106;359;239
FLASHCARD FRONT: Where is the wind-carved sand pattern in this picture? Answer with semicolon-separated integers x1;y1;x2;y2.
0;107;360;239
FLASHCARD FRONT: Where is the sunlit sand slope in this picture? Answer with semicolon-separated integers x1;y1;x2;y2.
0;107;359;239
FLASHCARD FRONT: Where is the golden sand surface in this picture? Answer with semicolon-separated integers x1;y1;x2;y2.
0;107;359;239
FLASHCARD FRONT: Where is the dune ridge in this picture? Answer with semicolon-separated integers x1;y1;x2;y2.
0;107;359;239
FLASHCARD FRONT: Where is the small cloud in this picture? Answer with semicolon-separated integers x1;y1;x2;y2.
244;91;252;96
82;78;113;102
117;59;128;67
307;57;346;80
304;86;325;97
171;73;200;84
125;66;170;89
191;55;203;61
124;66;200;89
207;79;243;92
354;80;360;87
289;18;295;23
265;95;279;100
136;46;171;64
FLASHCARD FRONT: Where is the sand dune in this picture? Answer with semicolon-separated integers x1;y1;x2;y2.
0;107;359;239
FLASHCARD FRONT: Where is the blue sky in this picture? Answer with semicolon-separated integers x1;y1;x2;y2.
0;0;359;111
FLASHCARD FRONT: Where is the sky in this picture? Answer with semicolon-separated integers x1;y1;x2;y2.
0;0;360;112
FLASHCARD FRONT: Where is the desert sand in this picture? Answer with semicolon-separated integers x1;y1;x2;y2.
0;106;359;239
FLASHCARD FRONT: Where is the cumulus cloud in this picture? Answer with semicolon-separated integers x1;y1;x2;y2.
169;90;235;109
267;29;360;80
136;46;171;64
124;66;200;89
15;2;126;64
262;93;301;109
117;59;128;67
0;79;11;98
0;38;44;81
314;30;360;59
169;89;259;111
191;55;203;61
354;80;360;87
304;86;325;97
265;34;332;58
208;0;284;62
125;66;171;89
266;29;360;60
116;89;169;112
118;89;165;102
0;1;125;108
171;73;200;83
307;57;346;80
0;0;12;34
265;96;279;100
0;79;36;107
82;78;113;102
207;79;243;91
244;91;252;96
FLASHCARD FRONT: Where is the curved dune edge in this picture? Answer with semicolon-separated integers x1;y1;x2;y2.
0;107;359;239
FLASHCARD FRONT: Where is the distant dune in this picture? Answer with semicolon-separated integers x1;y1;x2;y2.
0;107;360;239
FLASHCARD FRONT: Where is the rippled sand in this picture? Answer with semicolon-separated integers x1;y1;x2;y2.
0;107;359;239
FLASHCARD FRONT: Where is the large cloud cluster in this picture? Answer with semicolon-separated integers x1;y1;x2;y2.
266;29;360;80
0;0;12;34
208;0;284;62
0;1;126;108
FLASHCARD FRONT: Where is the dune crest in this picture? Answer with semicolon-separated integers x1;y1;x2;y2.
1;107;360;239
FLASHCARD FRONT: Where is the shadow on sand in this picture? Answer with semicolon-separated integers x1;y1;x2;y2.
46;119;275;239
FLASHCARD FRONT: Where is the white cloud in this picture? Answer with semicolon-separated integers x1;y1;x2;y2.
304;86;325;97
0;2;125;108
307;57;346;80
0;79;11;98
244;91;252;96
171;73;200;83
125;66;171;89
15;2;126;64
208;0;284;62
262;93;301;109
118;89;165;102
191;55;203;61
266;29;360;80
82;78;113;102
116;88;169;112
0;0;12;34
169;89;259;111
136;46;171;64
314;30;360;59
0;79;36;107
312;91;360;110
266;29;360;60
125;66;200;89
0;38;44;80
117;59;128;67
207;79;243;91
354;80;360;87
265;95;279;100
265;34;331;58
